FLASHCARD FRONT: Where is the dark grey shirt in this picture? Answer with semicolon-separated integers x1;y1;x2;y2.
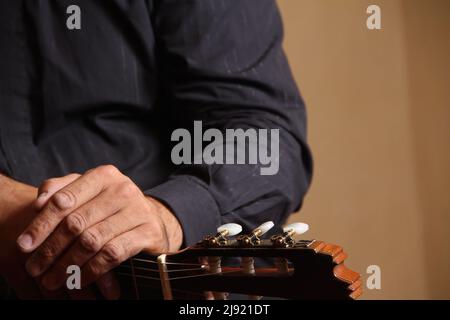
0;0;312;245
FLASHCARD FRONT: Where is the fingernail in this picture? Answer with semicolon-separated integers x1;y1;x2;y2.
17;234;33;251
37;192;48;199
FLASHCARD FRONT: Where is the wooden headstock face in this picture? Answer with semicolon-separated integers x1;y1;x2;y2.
116;238;362;300
171;239;361;299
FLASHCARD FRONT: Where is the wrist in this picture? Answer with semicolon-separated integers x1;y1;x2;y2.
146;196;183;252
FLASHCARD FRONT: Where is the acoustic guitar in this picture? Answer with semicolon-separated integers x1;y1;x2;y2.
114;222;362;300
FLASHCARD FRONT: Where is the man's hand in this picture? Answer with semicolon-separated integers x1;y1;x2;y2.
18;165;183;295
0;174;100;299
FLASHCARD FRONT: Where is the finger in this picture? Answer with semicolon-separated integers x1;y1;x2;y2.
96;271;120;300
39;207;147;290
34;174;81;210
25;188;125;278
17;165;121;252
81;225;152;287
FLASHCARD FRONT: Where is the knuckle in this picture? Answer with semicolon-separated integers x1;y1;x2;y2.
86;262;102;278
51;190;76;211
65;213;86;236
79;229;102;252
68;173;81;179
39;243;57;260
141;226;159;248
46;202;60;215
32;217;52;234
97;165;119;177
83;206;97;219
117;181;139;199
101;243;123;264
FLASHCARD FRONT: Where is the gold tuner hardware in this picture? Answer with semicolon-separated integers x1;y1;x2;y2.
237;221;274;246
271;222;309;247
202;223;242;247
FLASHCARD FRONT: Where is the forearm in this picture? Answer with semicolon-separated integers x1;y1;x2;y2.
0;174;16;225
146;0;313;244
0;172;13;189
147;129;311;246
0;174;37;226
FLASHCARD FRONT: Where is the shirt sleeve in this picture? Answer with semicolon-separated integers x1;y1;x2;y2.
144;0;313;246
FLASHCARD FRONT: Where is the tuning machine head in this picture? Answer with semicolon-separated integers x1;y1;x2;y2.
271;222;309;247
236;221;275;246
203;223;242;247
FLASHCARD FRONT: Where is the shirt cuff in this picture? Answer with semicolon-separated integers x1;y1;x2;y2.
144;176;221;247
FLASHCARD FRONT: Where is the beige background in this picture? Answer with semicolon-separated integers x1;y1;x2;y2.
277;0;450;299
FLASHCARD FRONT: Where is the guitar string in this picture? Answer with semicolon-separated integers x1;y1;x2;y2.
117;257;206;291
117;268;242;282
126;256;189;299
117;270;253;299
119;264;207;273
129;257;140;300
165;269;242;281
124;257;292;273
120;257;292;276
121;255;292;298
131;258;204;266
116;272;160;281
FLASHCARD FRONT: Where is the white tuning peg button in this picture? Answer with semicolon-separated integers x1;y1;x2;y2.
255;221;275;235
283;222;309;235
217;223;242;236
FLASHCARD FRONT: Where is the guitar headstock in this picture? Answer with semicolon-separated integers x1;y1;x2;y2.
116;222;362;300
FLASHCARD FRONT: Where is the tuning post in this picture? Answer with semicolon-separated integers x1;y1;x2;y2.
236;222;273;300
271;222;309;247
204;223;241;299
237;221;275;246
203;223;242;247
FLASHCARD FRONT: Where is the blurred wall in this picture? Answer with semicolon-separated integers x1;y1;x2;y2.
277;0;450;299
